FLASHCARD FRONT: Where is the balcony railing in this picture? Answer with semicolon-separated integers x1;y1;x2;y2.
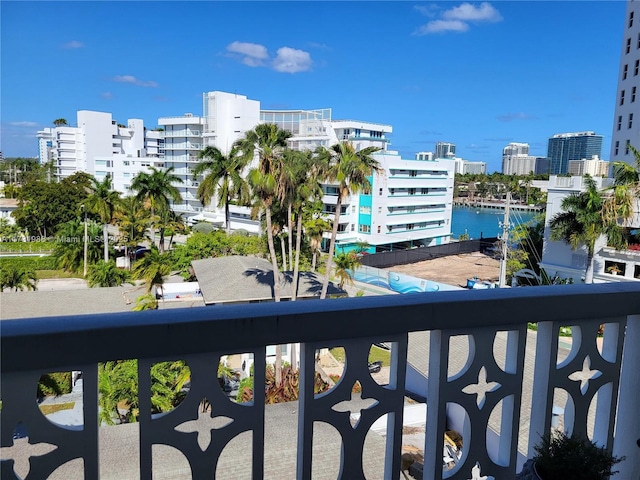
1;283;639;479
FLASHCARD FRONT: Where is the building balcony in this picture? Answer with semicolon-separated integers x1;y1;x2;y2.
1;284;639;479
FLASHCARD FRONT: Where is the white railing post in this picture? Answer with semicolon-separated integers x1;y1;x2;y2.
613;314;640;479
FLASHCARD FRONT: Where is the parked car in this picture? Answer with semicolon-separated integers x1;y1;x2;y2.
368;361;382;374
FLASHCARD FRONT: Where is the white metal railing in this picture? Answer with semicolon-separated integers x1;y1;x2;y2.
1;284;639;479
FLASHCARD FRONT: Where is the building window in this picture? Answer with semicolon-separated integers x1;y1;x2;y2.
421;188;429;194
359;224;370;233
629;113;634;129
615;141;620;156
632;86;637;102
408;188;416;195
359;206;371;214
627;37;631;54
378;206;382;214
351;224;355;232
406;224;414;230
352;205;356;214
377;226;381;234
630;10;634;28
409;170;417;177
638;32;640;48
379;188;383;195
626;141;631;155
618;115;623;130
624;64;629;79
620;90;626;105
635;60;639;76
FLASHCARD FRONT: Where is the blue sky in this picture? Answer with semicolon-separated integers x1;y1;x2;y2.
1;1;628;172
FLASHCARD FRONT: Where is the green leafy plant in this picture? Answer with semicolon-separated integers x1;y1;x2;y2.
532;431;624;480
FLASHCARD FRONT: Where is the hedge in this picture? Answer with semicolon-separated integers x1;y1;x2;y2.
0;256;58;271
37;372;73;398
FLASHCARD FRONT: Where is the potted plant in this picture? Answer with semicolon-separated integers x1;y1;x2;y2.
517;431;624;480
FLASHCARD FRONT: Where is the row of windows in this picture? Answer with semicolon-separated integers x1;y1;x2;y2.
388;204;446;214
614;140;634;156
624;32;640;53
386;187;447;195
619;86;637;105
621;59;640;79
390;169;447;177
617;113;635;130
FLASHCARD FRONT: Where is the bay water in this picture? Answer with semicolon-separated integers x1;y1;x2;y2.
451;206;540;240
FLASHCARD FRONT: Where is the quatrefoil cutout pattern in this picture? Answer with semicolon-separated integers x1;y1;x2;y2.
568;355;602;395
332;386;378;429
0;428;57;479
174;399;234;451
462;366;501;409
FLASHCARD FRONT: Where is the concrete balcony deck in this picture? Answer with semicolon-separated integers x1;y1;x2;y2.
1;283;639;479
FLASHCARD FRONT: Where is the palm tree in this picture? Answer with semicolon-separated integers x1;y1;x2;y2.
318;142;382;299
0;264;37;292
131;167;183;248
53;118;68;126
53;220;103;272
114;195;150;260
549;175;623;283
304;214;331;272
333;251;361;289
603;144;640;233
237;124;292;303
87;260;130;287
132;246;173;293
194;145;250;233
85;174;121;262
238;123;291;387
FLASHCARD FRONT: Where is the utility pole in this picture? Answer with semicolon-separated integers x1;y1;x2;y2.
498;192;511;288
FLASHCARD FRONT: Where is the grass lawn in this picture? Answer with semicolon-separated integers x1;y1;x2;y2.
39;402;75;415
36;270;83;279
329;345;391;367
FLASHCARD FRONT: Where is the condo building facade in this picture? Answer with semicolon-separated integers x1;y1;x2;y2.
35;91;455;252
611;0;640;165
502;142;537;176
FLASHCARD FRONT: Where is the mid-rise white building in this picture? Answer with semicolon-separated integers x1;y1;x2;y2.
453;158;487;175
435;142;456;159
502;142;536;175
567;155;610;177
610;0;640;166
37;111;164;193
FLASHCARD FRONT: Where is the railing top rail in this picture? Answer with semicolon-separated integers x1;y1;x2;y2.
2;283;639;372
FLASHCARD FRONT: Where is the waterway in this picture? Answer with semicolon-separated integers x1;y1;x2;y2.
451;205;540;240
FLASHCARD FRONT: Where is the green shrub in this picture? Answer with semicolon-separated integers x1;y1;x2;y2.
38;372;72;398
0;255;58;271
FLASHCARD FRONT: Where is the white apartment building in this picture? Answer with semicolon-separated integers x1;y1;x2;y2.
610;0;640;165
435;142;456;159
567;155;610;177
37;111;164;193
415;151;434;161
453;158;487;175
502;142;536;175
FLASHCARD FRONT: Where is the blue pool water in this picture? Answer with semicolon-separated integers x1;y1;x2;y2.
451;206;539;239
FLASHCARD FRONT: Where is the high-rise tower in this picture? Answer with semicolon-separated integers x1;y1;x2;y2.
610;0;640;165
547;131;603;175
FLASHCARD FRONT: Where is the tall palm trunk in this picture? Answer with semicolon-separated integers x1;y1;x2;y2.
264;205;282;386
150;207;156;246
585;252;595;284
312;250;317;272
225;198;231;234
280;236;287;271
320;196;343;299
287;204;294;271
103;223;109;262
292;212;303;301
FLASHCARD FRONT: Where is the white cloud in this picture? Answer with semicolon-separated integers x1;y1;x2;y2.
100;92;113;99
62;40;84;49
415;19;469;34
112;75;158;87
414;4;439;18
273;47;313;73
226;41;269;67
442;2;502;22
9;121;38;127
414;2;501;35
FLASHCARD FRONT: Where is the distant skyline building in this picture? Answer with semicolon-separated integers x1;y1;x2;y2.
610;0;640;166
547;131;603;175
415;151;433;161
502;142;536;175
568;156;610;177
435;142;456;159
